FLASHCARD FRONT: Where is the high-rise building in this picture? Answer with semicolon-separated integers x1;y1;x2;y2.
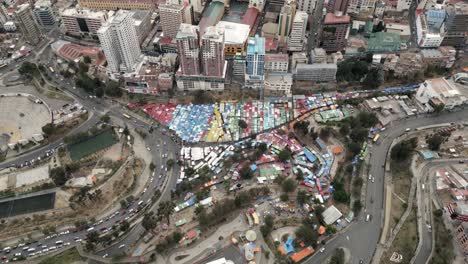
297;0;316;15
347;0;377;15
0;4;10;24
416;13;444;48
98;10;142;73
201;26;225;77
159;4;188;39
277;0;296;45
320;12;350;52
14;4;42;45
264;53;289;73
245;35;265;89
326;0;348;13
33;0;55;27
176;23;201;76
288;11;308;51
61;8;108;37
442;3;468;49
78;0;157;10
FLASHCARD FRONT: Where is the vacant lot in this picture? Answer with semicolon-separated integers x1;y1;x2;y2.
430;206;455;264
0;191;56;218
68;130;117;161
382;203;418;264
389;159;413;232
39;247;82;264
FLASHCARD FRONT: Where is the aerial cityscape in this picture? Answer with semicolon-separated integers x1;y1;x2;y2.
0;0;467;262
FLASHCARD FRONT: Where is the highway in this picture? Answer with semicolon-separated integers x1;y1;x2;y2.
0;59;181;261
304;109;468;264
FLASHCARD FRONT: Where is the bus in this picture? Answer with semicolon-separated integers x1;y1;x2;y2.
122;113;131;119
373;134;380;143
49;67;55;73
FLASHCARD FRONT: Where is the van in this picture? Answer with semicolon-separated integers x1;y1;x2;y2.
86;227;95;232
366;214;371;222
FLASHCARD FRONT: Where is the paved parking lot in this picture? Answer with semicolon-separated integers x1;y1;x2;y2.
0;96;51;143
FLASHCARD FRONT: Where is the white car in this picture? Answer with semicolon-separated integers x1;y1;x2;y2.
118;244;125;249
405;128;411;132
103;253;109;258
146;147;151;151
368;174;372;180
319;247;325;253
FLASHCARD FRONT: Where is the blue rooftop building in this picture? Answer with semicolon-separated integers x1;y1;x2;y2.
245;35;265;86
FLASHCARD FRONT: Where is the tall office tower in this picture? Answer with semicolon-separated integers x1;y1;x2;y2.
297;0;316;15
159;3;187;39
176;23;201;76
288;11;308;51
33;0;55;27
442;3;468;49
78;0;157;10
320;12;350;52
277;0;296;45
61;8;108;37
0;4;9;24
98;10;142;73
246;35;265;80
326;0;348;13
201;26;225;77
14;4;42;45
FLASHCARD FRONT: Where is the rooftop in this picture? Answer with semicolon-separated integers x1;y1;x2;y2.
247;35;265;55
176;23;199;39
241;7;259;28
324;13;350;24
216;21;250;45
61;8;107;19
425;78;461;98
264;53;289;63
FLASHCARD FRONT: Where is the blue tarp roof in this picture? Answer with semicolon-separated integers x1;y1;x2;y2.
303;149;317;163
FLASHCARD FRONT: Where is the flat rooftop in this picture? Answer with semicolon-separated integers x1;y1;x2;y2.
216;21;250;45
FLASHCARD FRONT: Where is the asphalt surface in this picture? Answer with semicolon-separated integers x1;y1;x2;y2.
0;57;181;261
304;109;468;264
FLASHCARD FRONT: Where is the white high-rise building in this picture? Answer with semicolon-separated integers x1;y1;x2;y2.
396;0;411;11
98;10;141;73
347;0;377;15
288;11;308;52
297;0;316;15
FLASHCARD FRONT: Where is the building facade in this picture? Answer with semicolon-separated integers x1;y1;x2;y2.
15;4;42;45
33;0;55;27
159;4;187;39
264;73;293;96
201;26;225;77
442;3;468;49
277;0;296;45
78;0;157;10
294;63;337;82
297;0;316;15
416;14;444;48
61;8;108;37
245;35;265;86
288;11;308;51
176;23;201;76
97;10;142;73
264;53;289;73
320;13;350;52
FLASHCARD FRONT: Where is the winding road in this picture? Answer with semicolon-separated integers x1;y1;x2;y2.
304;109;468;264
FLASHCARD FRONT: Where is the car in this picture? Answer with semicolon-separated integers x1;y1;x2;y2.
366;214;371;222
146;147;151;151
118;244;125;249
371;177;375;183
359;260;364;264
103;253;109;258
405;128;411;132
368;174;372;180
41;245;47;249
319;247;325;253
143;188;147;193
459;160;465;164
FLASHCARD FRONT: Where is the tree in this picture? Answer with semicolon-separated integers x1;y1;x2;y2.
282;179;297;193
427;134;444;151
105;81;123;97
433;103;445;114
149;162;156;171
100;114;110;123
326;225;337;234
142;212;158;231
319;127;334;142
296;190;308;205
278;148;292;162
239;163;253;180
18;62;39;77
120;220;130;232
333;190;349;203
391;137;418;161
280;193;289;202
238;119;248;130
295;225;318;247
166;159;175;169
339;124;350;136
42;123;55;136
95;86;104;98
330;248;345;264
50;167;67;186
120;200;128;208
363;66;385;89
83;56;92;64
353;200;363;214
157;201;175;224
